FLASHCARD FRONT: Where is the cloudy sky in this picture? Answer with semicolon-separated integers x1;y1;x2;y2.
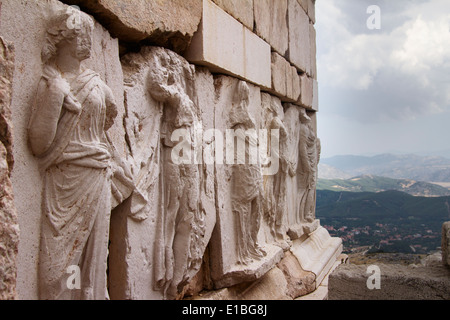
315;0;450;158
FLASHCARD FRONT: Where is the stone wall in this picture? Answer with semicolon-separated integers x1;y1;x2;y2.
0;0;342;300
0;35;19;300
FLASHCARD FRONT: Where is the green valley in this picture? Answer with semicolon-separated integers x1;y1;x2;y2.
316;189;450;254
318;175;450;197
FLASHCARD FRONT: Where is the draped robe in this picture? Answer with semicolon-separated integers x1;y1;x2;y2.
36;69;113;300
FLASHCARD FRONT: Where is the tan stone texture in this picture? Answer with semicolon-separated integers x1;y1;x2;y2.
300;73;314;109
270;52;301;102
288;0;310;74
254;0;289;56
185;0;271;89
61;0;202;53
212;0;254;29
0;36;19;300
277;252;316;298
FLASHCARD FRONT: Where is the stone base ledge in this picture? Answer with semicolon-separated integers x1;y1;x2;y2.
291;226;343;288
189;230;345;300
212;245;284;290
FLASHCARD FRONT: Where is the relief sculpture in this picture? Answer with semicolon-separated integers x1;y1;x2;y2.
261;95;289;250
229;81;266;265
28;8;130;299
298;109;321;234
146;48;205;299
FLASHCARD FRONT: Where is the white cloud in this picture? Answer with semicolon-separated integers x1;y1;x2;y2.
316;0;450;122
391;14;450;75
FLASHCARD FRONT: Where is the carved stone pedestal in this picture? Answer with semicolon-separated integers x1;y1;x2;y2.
211;244;284;289
291;226;343;288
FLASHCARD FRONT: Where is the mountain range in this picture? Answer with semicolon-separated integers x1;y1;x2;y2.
319;153;450;182
318;175;450;197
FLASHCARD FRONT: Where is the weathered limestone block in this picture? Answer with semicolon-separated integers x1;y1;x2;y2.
254;0;289;56
195;252;317;300
288;0;311;74
312;79;319;112
212;0;254;29
185;0;271;89
271;52;287;97
443;222;450;267
194;267;291;300
329;263;450;300
110;47;216;300
287;65;302;102
297;0;309;12
277;252;316;299
0;0;126;299
270;53;301;102
0;36;19;300
291;227;343;288
210;75;283;289
299;74;314;110
308;0;316;24
61;0;202;54
310;23;317;80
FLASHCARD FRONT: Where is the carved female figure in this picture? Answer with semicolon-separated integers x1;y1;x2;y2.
262;99;289;247
147;49;204;299
298;109;321;225
229;81;266;265
28;8;117;299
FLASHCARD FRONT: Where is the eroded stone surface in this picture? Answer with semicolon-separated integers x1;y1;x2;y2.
299;74;314;109
28;7;127;300
110;47;217;300
212;0;254;29
288;0;310;74
254;0;289;56
271;52;287;97
0;0;127;299
0;36;19;300
61;0;202;53
209;76;284;289
277;252;316;298
270;53;301;102
185;0;271;89
0;0;336;302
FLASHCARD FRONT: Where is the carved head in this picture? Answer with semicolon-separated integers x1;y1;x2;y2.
147;48;197;127
229;80;255;129
42;7;94;64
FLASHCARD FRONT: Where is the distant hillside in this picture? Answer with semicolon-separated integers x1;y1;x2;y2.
317;190;450;222
320;154;450;182
318;164;352;180
318;175;450;197
316;190;450;254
